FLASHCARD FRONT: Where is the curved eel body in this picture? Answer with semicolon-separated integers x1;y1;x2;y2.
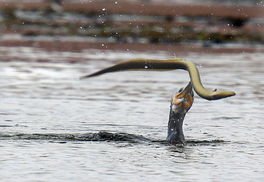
81;58;235;100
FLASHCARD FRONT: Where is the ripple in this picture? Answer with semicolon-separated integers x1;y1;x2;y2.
0;125;13;128
212;116;242;120
0;132;227;147
0;132;150;143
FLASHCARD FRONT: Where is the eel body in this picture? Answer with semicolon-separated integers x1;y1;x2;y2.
81;58;235;100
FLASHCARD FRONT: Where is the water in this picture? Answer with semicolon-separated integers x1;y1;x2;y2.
0;47;263;181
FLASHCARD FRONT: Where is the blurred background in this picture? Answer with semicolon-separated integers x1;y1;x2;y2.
0;0;263;57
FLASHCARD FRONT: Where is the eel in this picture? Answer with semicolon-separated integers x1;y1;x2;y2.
80;58;235;100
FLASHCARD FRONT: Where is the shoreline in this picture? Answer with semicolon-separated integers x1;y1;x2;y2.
0;0;263;57
1;38;263;54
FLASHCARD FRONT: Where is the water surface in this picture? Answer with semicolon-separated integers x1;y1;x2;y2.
0;48;263;181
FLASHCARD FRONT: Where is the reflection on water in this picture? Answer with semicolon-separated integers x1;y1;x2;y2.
0;48;263;181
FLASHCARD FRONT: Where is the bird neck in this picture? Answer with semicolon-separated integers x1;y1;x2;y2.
167;108;186;145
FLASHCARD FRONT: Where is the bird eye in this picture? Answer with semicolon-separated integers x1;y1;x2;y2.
178;88;183;93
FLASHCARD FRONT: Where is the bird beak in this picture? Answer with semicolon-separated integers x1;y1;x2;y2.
182;82;193;96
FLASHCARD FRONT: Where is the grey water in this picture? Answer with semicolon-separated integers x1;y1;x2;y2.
0;47;263;181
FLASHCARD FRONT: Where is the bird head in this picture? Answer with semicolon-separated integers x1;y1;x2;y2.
171;82;194;114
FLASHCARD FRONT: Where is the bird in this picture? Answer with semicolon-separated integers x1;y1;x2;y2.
167;82;193;145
